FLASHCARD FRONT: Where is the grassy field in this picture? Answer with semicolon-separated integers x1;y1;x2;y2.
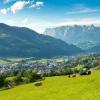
0;70;100;100
0;60;9;64
0;57;65;64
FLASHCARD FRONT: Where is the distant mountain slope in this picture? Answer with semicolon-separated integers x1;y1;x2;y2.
0;23;82;57
88;45;100;53
44;25;100;50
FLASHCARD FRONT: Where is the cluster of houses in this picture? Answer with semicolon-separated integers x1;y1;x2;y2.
0;59;67;75
0;55;82;76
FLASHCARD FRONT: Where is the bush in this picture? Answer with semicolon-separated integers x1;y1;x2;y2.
0;74;6;87
80;70;87;75
24;70;42;83
80;69;91;76
4;80;15;89
47;70;57;77
64;67;74;75
87;70;91;75
13;75;23;85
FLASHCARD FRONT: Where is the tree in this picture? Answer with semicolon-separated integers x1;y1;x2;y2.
13;71;23;85
0;74;6;87
64;67;74;75
24;70;42;83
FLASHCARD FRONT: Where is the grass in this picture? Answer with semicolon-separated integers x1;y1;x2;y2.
0;57;65;64
0;60;9;64
0;70;100;100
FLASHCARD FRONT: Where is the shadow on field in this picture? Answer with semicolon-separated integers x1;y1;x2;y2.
0;88;9;91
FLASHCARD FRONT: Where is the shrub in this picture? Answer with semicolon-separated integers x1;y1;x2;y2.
13;75;23;85
64;67;74;75
0;74;6;87
48;70;57;77
87;71;91;75
80;69;91;76
4;80;15;89
24;70;42;83
80;71;87;75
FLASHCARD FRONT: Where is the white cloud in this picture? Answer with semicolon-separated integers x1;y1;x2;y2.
10;1;30;14
0;0;44;14
0;8;9;14
30;1;44;8
66;4;100;14
36;2;44;6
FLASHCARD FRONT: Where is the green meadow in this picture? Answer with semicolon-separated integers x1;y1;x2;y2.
0;60;8;64
0;70;100;100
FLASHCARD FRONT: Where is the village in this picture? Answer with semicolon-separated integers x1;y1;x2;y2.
0;58;69;75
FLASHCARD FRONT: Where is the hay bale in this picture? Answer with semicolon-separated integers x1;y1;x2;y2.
34;82;42;86
72;74;76;77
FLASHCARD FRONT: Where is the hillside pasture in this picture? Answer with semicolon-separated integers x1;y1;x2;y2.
0;70;100;100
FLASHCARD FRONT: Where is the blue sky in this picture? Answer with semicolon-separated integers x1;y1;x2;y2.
0;0;100;33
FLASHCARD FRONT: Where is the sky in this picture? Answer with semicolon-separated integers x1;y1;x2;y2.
0;0;100;33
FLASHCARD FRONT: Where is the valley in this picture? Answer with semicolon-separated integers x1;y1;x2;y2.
0;0;100;99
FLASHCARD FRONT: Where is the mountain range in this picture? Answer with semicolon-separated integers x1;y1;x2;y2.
44;25;100;52
0;23;82;58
